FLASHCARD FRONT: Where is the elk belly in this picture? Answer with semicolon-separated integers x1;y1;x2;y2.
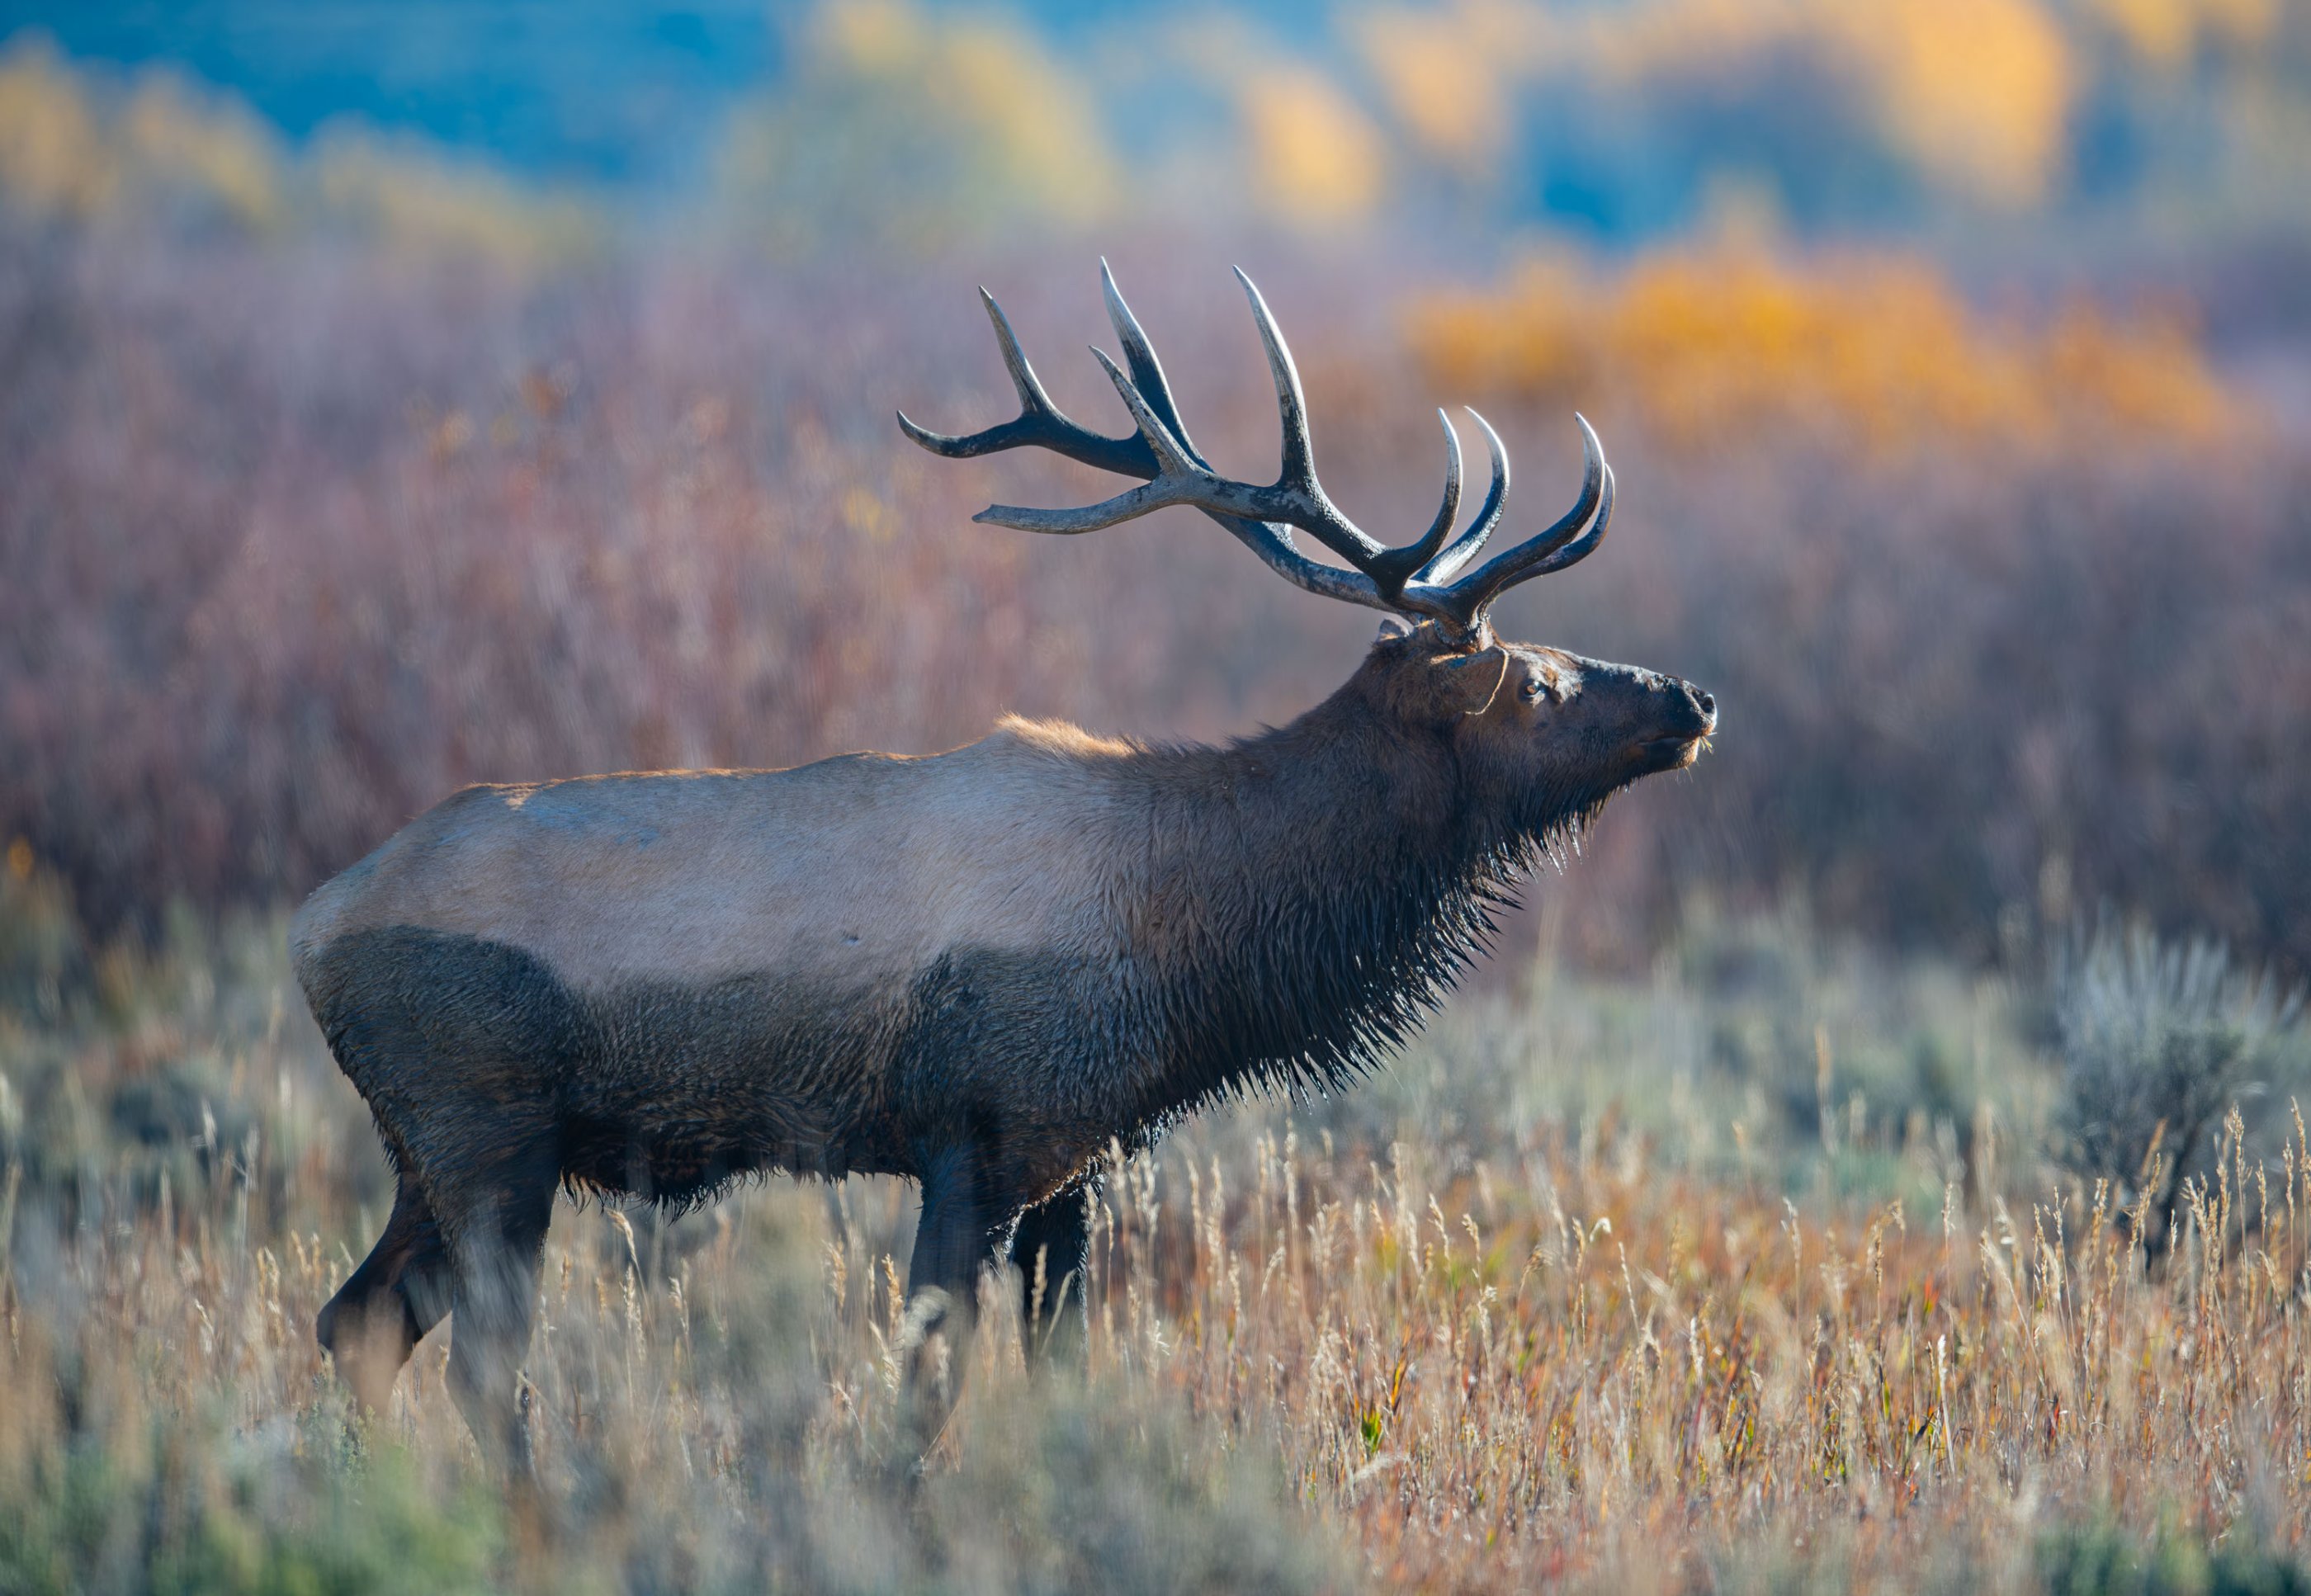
884;942;1148;1206
300;925;913;1210
565;964;912;1201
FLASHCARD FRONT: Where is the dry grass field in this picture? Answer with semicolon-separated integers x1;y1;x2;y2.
5;861;2308;1594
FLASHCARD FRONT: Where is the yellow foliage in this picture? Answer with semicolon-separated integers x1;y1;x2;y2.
0;37;595;268
1577;0;1785;84
121;73;283;229
1353;6;1512;168
0;40;117;216
1408;245;2241;456
312;135;598;271
941;20;1113;226
0;38;286;227
840;485;895;542
814;0;920;73
2092;0;2277;67
2096;0;2200;64
1835;0;2076;207
1395;0;2086;210
1239;64;1389;227
721;0;1115;243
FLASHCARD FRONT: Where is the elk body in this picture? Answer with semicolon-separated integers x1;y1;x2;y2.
295;267;1716;1467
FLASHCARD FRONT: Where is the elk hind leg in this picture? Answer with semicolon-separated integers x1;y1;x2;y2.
318;1177;451;1418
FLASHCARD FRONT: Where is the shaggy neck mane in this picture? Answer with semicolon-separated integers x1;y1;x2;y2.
1117;662;1604;1131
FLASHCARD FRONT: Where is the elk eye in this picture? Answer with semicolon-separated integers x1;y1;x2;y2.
1521;677;1548;702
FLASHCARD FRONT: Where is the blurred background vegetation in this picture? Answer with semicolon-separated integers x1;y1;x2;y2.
2;4;2311;1588
0;0;2304;961
6;0;2310;251
1;0;2307;980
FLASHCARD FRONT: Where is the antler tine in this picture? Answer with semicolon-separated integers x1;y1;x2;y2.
1232;268;1323;506
1433;413;1606;626
982;272;1437;578
980;286;1053;426
1233;268;1472;587
1473;460;1613;626
1359;409;1463;595
1089;346;1202;477
1417;408;1510;585
893;290;1051;456
1100;259;1198;459
897;287;1156;479
975;346;1208;534
1503;459;1613;584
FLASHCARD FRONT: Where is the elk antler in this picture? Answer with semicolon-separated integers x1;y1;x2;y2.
898;263;1614;647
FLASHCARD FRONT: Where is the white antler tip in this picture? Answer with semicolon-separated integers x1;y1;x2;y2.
1434;408;1462;456
1099;262;1130;318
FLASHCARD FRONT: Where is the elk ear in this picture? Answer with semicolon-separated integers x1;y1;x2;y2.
1374;616;1413;642
1436;647;1510;716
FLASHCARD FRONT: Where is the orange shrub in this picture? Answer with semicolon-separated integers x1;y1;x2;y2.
1407;247;2240;456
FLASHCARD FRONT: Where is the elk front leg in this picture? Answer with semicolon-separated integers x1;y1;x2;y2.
901;1145;1011;1454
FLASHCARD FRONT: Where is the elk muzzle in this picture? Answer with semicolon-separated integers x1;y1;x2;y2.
1637;679;1717;772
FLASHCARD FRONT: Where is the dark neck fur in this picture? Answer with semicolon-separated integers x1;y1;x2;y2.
1116;663;1581;1127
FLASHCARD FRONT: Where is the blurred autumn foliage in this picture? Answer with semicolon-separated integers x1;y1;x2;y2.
11;0;2311;245
716;1;1116;251
0;39;597;266
1408;247;2242;455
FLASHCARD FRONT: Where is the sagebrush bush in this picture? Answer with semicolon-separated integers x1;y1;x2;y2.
2035;1516;2311;1596
2054;922;2304;1244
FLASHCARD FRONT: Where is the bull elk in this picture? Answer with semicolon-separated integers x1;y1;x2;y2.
295;265;1716;1468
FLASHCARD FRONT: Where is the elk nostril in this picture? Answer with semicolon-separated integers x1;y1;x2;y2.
1695;689;1716;716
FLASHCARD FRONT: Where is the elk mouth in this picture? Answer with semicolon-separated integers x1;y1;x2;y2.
1637;701;1717;772
1634;734;1705;772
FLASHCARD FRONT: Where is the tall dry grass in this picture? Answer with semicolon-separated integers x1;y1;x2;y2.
3;871;2309;1592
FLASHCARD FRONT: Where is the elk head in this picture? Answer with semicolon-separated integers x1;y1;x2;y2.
900;264;1716;843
